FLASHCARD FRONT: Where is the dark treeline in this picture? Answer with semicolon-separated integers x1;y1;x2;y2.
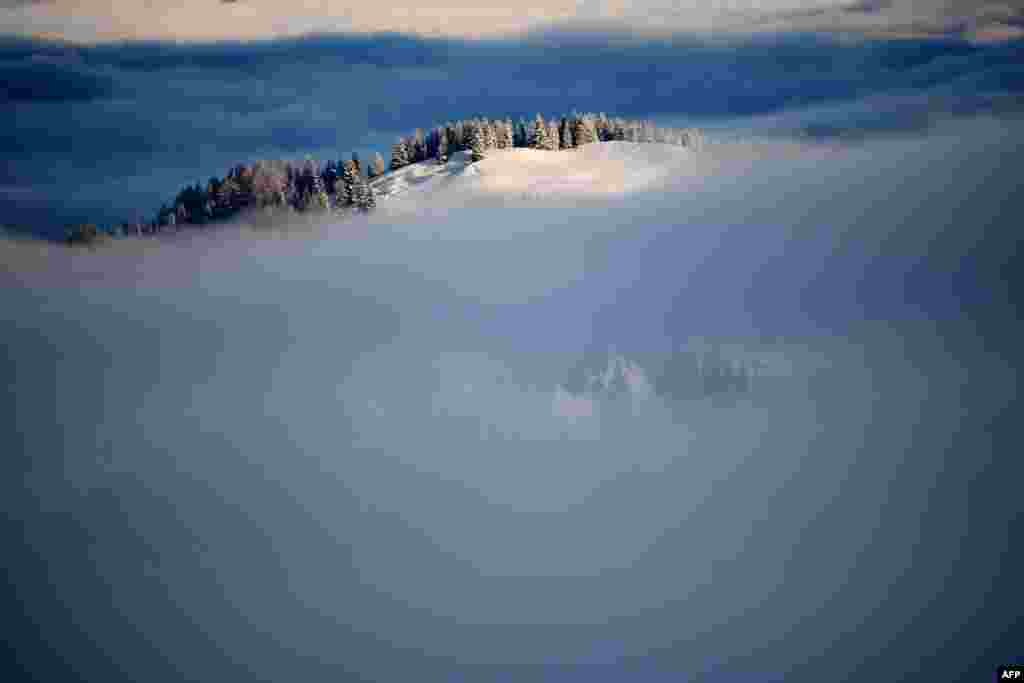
390;111;700;168
63;111;700;245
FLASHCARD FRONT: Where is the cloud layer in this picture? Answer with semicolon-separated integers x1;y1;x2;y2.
2;0;1023;42
3;123;1022;681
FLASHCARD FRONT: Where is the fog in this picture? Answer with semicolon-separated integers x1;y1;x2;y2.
3;120;1021;681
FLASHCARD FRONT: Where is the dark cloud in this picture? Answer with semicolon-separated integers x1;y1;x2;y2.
753;0;894;26
841;0;893;14
0;57;114;101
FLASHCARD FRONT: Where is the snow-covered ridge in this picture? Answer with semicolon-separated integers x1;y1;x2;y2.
371;142;696;205
369;149;477;200
58;112;702;242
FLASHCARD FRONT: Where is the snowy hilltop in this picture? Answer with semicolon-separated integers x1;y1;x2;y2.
61;112;702;244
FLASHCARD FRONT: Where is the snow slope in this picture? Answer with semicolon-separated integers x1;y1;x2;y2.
369;143;699;207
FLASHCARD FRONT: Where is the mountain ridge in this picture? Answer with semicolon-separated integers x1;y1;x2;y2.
52;112;702;245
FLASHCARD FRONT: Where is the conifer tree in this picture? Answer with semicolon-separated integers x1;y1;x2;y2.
252;162;288;208
595;114;611;142
432;127;444;159
364;180;376;210
322;161;339;194
559;117;574;149
436;130;448;164
371;152;387;177
391;138;410;170
573;116;597;146
515;118;529;147
453;121;465;150
216;175;240;213
484;119;497;150
626;121;640;142
530;114;549;150
352;175;375;211
477;119;488;150
234;165;255;208
493;120;507;150
546;120;560;151
502;119;515;149
611;119;627;141
412;129;426;162
307;173;330;211
338;159;358;207
468;120;486;162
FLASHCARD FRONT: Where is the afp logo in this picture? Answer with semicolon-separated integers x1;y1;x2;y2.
999;665;1023;680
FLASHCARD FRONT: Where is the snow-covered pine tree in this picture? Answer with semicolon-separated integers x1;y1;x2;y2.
626;121;640;142
502;119;515;149
434;127;444;156
453;121;465;150
424;129;437;160
391;138;410;170
573;115;597;147
559;117;574;149
216;174;240;213
308;172;330;211
546;120;560;151
361;180;376;210
233;165;255;209
476;119;487;150
412;129;426;162
468;120;486;162
595;114;610;142
338;159;358;207
493;120;507;150
529;114;548;150
371;152;387;178
484;119;497;150
515;118;528;147
348;175;362;209
322;161;339;194
352;175;375;211
436;129;448;164
611;119;627;141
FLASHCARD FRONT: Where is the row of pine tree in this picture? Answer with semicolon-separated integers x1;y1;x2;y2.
151;153;379;232
390;112;697;168
66;112;698;243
